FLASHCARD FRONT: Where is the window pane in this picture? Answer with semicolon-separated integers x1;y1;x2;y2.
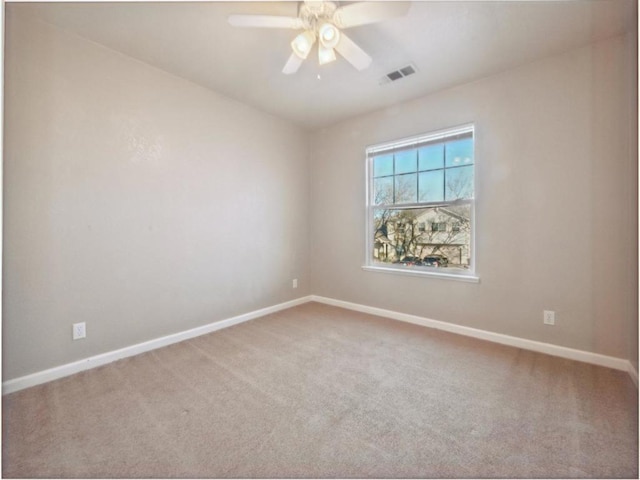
418;143;444;171
373;154;393;177
445;165;474;200
372;177;393;205
394;173;417;204
373;176;394;205
418;170;444;203
445;138;473;167
371;204;472;268
395;150;417;174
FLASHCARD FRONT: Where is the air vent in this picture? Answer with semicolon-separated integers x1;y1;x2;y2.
399;65;416;76
379;64;418;85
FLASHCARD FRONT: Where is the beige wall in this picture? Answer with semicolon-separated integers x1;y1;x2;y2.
626;27;639;373
3;12;310;380
3;11;637;382
310;33;637;360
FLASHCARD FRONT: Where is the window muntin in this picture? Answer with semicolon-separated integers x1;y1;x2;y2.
367;126;475;276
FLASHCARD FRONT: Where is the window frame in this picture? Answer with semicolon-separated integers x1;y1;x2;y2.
363;124;479;282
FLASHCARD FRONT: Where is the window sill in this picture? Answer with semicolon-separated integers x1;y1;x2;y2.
362;265;480;283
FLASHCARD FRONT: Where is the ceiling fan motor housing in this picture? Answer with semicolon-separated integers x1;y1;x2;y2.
298;1;338;31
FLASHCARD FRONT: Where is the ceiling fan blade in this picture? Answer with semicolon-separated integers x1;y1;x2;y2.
282;53;304;75
333;1;411;29
335;32;372;71
228;15;304;29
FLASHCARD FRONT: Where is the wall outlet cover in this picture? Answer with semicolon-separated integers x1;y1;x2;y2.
73;322;86;340
543;310;555;325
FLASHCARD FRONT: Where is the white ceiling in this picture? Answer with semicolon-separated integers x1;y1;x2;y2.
11;0;636;130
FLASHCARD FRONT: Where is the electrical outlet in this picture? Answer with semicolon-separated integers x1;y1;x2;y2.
73;322;86;340
292;278;298;289
543;310;555;325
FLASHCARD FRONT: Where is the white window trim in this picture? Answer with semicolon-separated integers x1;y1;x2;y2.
361;265;480;283
363;123;478;282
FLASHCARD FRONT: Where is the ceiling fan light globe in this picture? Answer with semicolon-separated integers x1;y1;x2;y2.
291;30;316;59
318;45;337;65
318;23;340;49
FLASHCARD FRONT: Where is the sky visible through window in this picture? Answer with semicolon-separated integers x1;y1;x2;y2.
373;136;474;206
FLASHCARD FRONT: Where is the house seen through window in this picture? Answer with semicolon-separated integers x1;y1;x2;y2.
366;125;475;276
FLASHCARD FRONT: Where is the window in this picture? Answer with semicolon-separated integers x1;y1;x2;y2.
365;125;476;280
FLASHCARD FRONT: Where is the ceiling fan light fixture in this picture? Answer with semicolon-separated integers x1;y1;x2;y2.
318;44;337;65
229;1;410;74
318;22;340;49
291;30;316;59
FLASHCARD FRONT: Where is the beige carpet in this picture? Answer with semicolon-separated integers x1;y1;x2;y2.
3;302;638;478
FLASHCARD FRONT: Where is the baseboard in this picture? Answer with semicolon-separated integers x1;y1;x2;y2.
4;294;635;394
310;295;633;375
2;296;313;395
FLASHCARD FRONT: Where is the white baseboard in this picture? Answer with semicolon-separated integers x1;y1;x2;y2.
2;296;313;395
310;295;634;375
4;294;636;394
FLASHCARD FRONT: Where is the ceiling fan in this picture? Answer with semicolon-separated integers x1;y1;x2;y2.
228;1;410;74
